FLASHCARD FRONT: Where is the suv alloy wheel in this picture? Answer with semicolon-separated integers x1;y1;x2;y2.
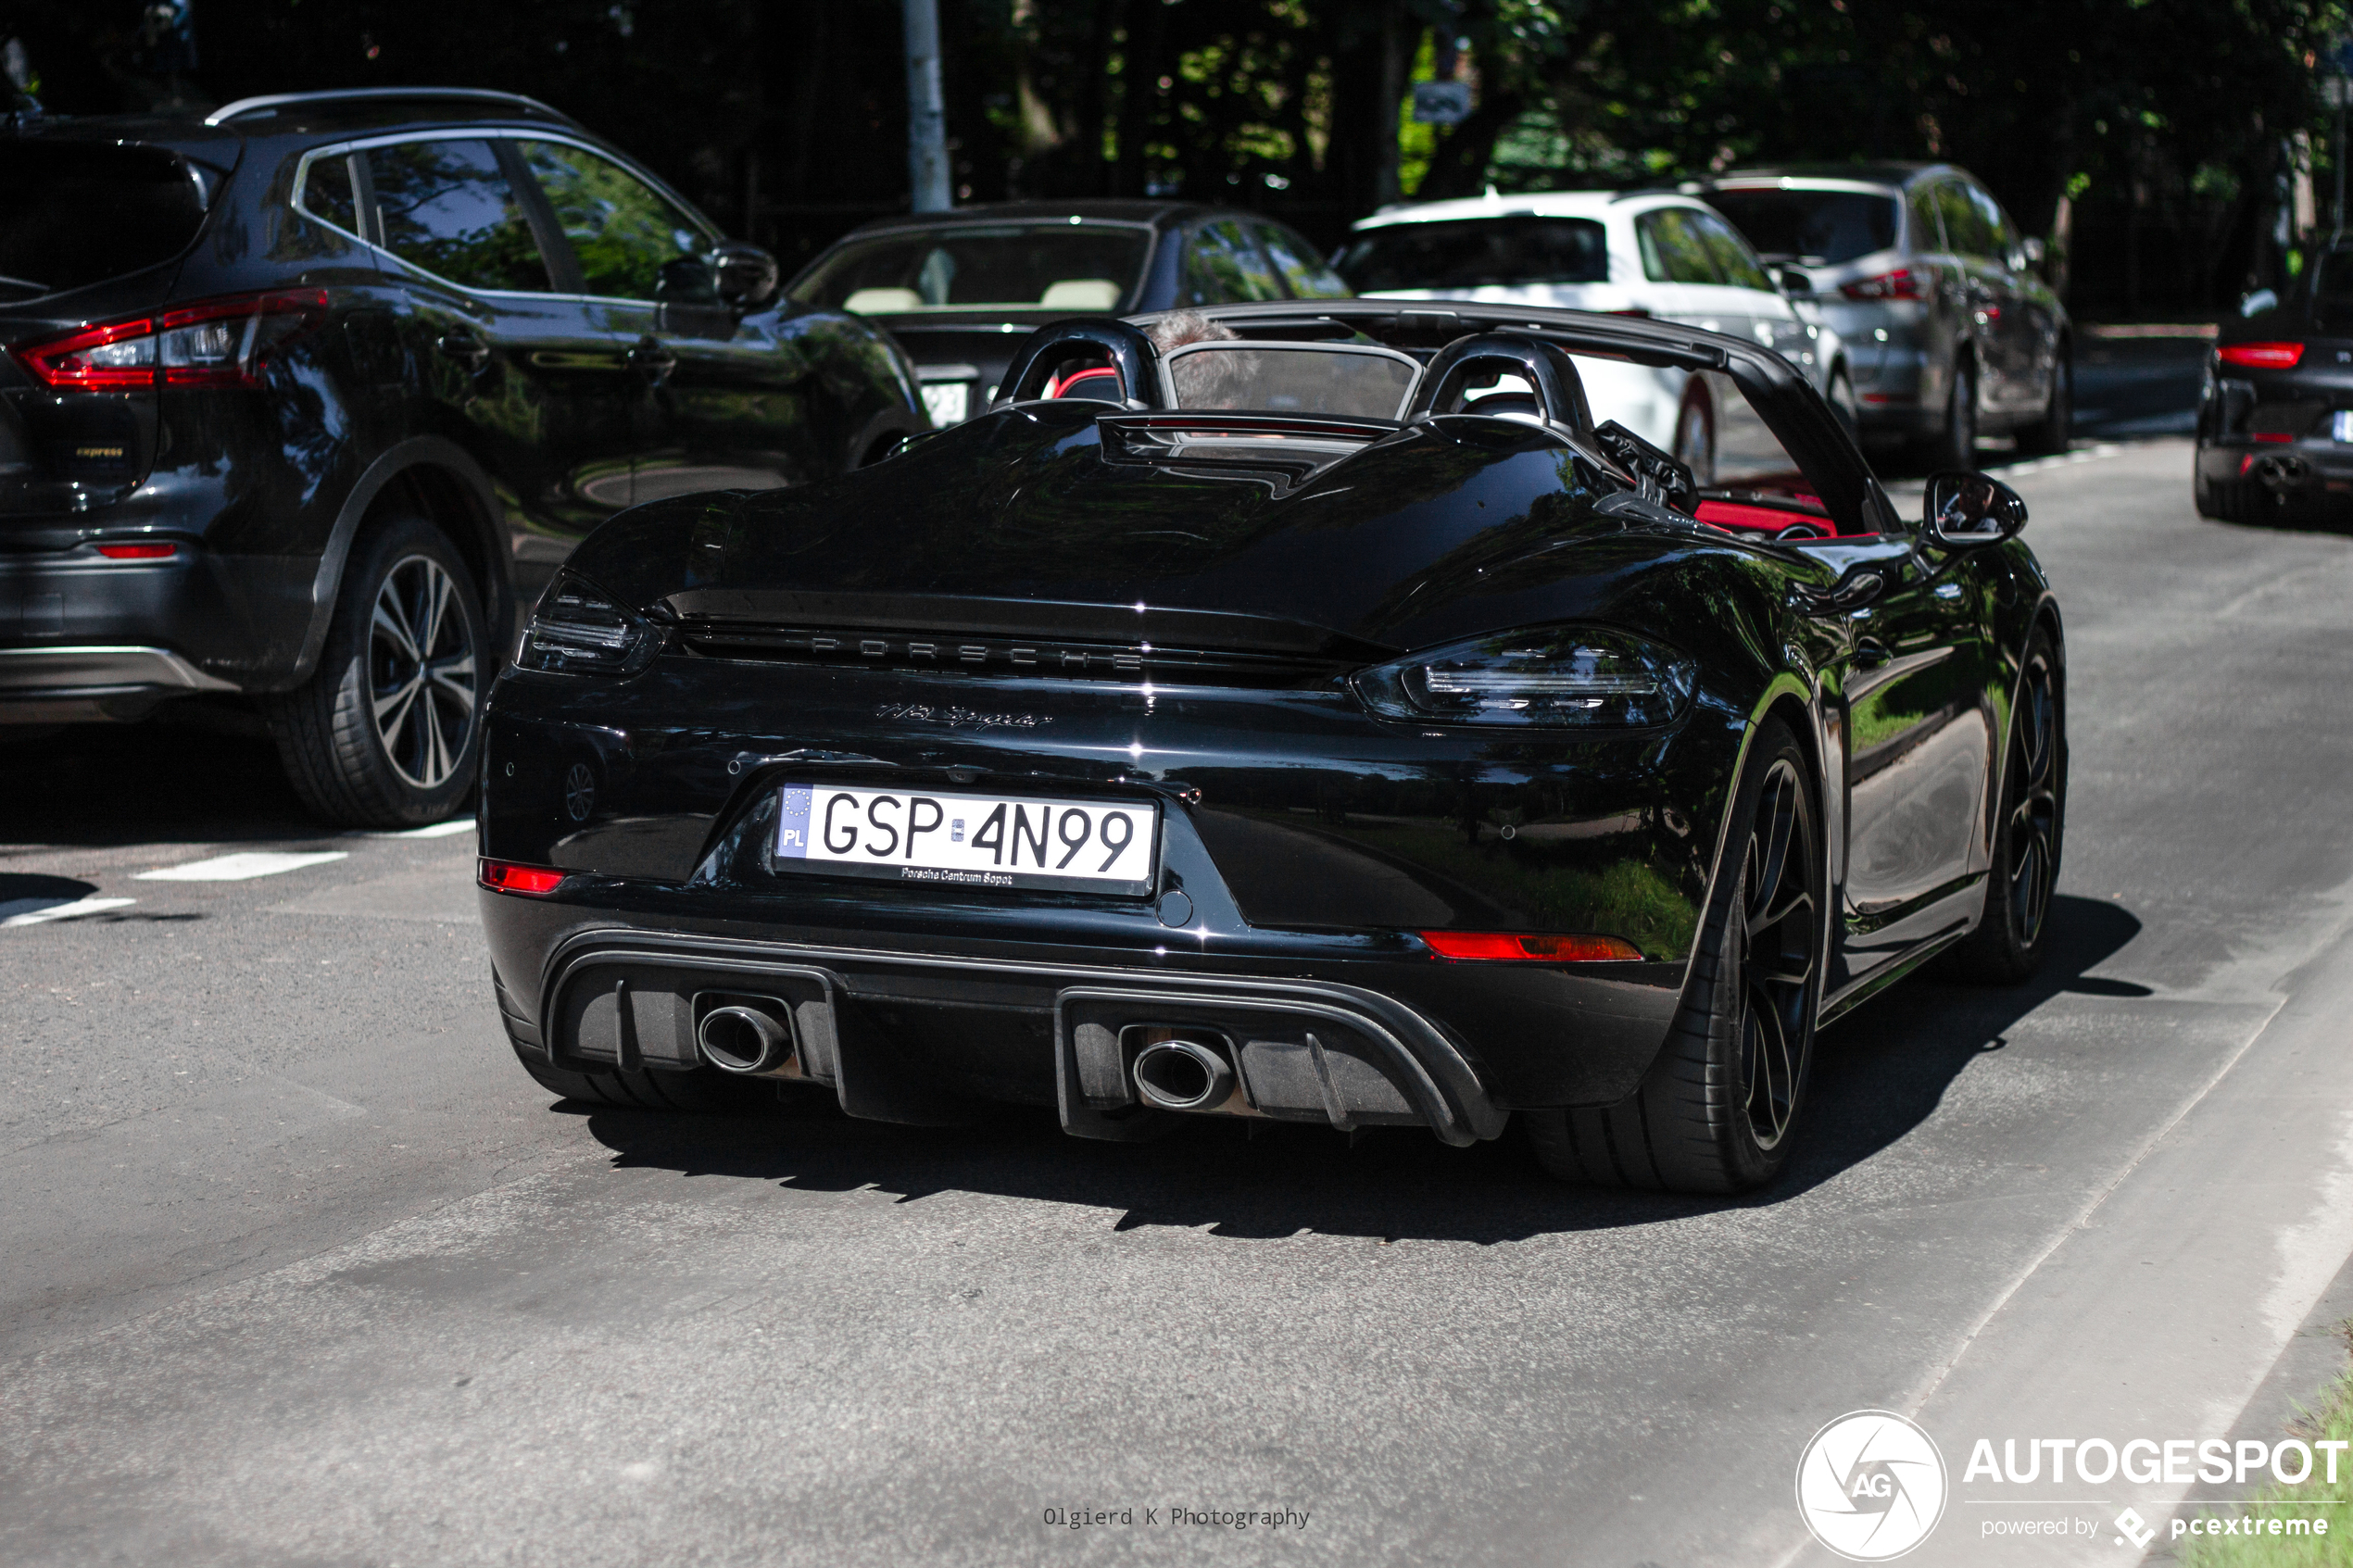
267;515;486;828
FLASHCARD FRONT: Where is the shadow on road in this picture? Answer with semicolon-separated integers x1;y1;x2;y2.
0;709;321;847
574;894;2144;1244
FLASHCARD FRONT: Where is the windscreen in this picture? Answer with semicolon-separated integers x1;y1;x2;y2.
1334;217;1609;292
1164;345;1417;419
1705;189;1898;265
0;143;207;301
793;224;1151;314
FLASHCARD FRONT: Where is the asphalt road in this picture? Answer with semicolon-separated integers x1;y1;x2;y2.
6;431;2352;1567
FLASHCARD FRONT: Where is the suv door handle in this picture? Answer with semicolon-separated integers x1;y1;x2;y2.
628;336;678;383
435;330;490;370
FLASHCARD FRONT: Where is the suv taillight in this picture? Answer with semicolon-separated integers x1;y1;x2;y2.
10;290;332;391
1841;268;1925;301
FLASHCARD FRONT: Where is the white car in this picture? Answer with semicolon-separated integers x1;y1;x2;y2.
1335;191;1856;485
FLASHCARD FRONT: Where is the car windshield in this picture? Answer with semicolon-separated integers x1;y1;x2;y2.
0;142;208;301
1705;188;1898;265
1162;343;1419;420
1335;217;1609;292
792;223;1152;314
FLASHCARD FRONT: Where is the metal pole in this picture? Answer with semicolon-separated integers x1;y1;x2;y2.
903;0;951;213
2335;90;2346;243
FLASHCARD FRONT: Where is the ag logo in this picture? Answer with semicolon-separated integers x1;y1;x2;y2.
1795;1410;1948;1561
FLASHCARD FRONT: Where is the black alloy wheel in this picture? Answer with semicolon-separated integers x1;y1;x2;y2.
1952;631;2067;982
2017;346;2072;455
1526;717;1823;1193
370;553;477;793
267;513;488;828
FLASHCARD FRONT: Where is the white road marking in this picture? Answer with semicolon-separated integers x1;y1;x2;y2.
1993;440;2129;478
2;896;137;928
357;819;475;841
136;851;349;882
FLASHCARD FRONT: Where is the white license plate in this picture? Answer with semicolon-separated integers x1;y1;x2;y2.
921;382;972;425
774;784;1158;896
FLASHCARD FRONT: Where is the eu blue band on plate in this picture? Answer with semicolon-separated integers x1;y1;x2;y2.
776;784;812;859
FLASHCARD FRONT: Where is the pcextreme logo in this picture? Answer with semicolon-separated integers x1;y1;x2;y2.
1796;1411;1951;1561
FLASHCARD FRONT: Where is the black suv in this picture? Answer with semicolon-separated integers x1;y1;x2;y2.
0;87;925;825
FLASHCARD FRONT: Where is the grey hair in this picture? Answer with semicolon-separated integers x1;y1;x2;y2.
1148;311;1250;407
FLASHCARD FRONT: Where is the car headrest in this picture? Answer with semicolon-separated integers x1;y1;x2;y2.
843;286;923;315
1039;278;1122;310
1407;332;1592;436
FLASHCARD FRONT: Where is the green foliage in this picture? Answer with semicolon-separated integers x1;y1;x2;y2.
2182;1337;2353;1567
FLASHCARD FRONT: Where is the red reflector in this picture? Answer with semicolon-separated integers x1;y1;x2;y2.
2249;432;2296;443
1606;307;1653;317
94;542;178;559
2241;454;2259;475
2218;342;2305;369
479;859;564;895
1420;931;1643;961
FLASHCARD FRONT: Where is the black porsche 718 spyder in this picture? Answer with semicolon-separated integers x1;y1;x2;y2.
476;301;2065;1193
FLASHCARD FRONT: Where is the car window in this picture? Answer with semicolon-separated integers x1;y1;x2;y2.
299;153;360;236
1256;222;1351;297
1933;181;1994;257
1636;208;1721;284
1335;216;1608;291
1703;188;1898;265
1906;183;1945;253
0;141;209;301
1969;184;2020;263
793;223;1151;313
518;141;713;301
364;139;551;293
1184;220;1284;305
1688;209;1774;292
1163;343;1416;418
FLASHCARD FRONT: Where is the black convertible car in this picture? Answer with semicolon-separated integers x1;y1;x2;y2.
477;301;2066;1193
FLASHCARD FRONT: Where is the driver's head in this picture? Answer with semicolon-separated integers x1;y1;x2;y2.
1148;311;1245;407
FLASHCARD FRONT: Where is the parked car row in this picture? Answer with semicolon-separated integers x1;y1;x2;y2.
0;83;2070;825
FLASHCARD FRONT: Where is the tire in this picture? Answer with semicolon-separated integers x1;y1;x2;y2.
1525;718;1825;1194
508;1035;775;1113
1949;628;2066;983
1922;356;1979;471
1826;365;1859;440
2015;345;2071;456
1672;384;1718;486
266;514;487;829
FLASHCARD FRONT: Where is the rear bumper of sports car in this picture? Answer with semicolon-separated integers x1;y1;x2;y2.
479;659;1743;1142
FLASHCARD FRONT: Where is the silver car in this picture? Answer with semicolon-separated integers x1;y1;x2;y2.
1699;164;2071;467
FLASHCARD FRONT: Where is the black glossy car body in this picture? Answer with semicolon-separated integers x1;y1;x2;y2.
478;300;2065;1188
2197;245;2353;526
0;87;923;822
786;200;1348;428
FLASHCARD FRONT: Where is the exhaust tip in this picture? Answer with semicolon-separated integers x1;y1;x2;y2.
1131;1036;1235;1112
697;1004;793;1075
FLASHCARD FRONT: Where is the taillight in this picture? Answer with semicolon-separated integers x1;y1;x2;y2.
10;290;332;391
94;543;179;560
1841;268;1924;301
479;859;565;896
1420;931;1643;961
2217;342;2305;369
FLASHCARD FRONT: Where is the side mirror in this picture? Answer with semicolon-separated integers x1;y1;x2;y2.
1924;470;2028;546
2240;287;2280;318
713;241;780;308
655;255;722;307
1776;266;1814;296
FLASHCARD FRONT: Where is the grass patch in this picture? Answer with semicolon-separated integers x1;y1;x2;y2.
2183;1326;2353;1566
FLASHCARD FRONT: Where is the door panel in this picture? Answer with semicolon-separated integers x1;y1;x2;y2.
1814;542;1994;988
362;138;636;597
517;139;821;501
